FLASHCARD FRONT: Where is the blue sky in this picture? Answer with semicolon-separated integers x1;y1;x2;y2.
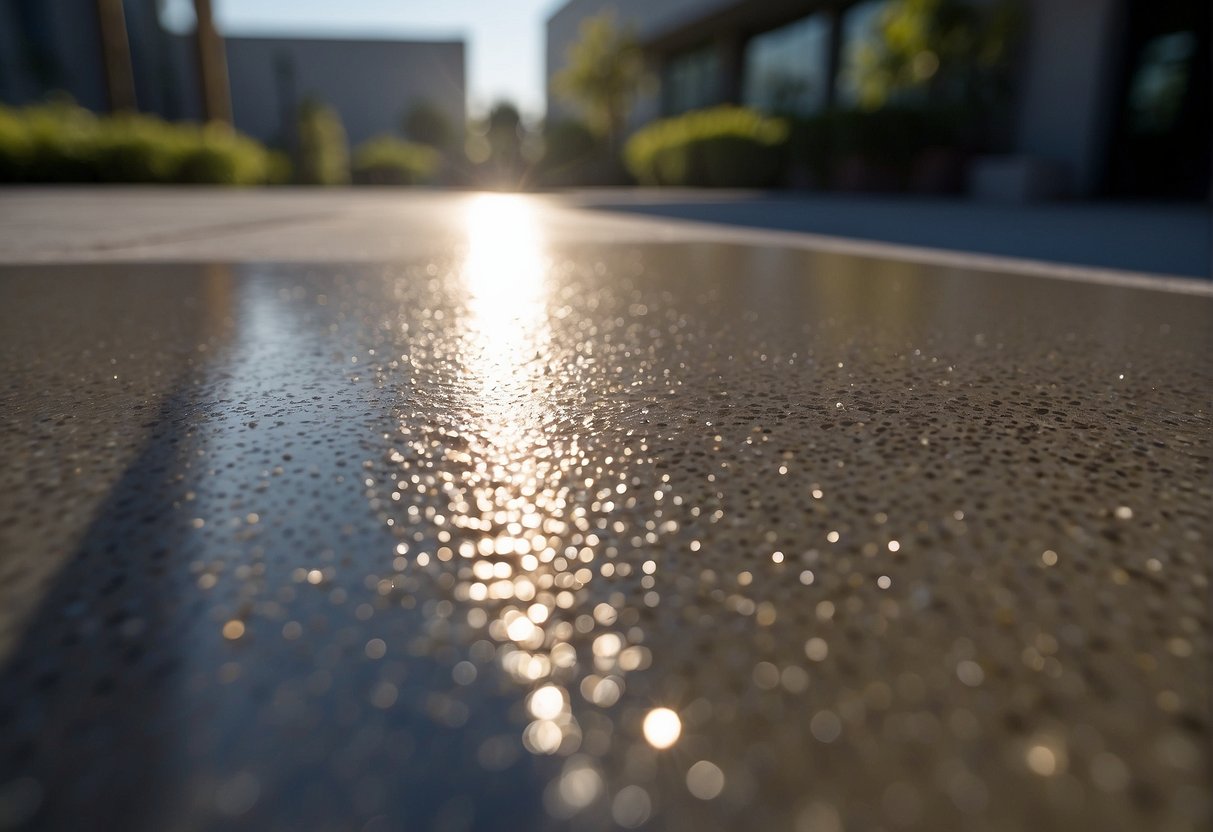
161;0;566;119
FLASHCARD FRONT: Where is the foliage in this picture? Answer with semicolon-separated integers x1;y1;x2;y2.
295;99;349;185
786;105;965;190
542;119;598;169
621;103;962;191
784;112;833;187
624;106;788;187
351;135;440;185
534;118;627;187
486;101;524;142
0;98;280;184
264;150;293;186
464;101;538;189
402;99;457;149
554;11;644;142
831;106;958;164
845;0;1021;112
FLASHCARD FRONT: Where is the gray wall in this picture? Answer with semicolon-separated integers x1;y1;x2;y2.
223;37;465;147
1014;0;1125;195
0;0;110;110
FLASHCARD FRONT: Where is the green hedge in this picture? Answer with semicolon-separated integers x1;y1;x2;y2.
351;135;439;185
787;106;967;191
0;99;284;185
620;103;968;191
533;119;628;188
295;100;349;185
624;106;789;187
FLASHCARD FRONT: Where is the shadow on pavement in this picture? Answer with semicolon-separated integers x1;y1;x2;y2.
583;195;1212;279
0;387;202;831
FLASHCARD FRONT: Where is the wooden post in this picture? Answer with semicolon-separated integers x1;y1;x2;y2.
193;0;232;125
95;0;137;112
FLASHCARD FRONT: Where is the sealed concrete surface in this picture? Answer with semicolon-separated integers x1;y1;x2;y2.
0;195;1209;831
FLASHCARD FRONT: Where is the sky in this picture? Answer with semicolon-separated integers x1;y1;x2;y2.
161;0;566;119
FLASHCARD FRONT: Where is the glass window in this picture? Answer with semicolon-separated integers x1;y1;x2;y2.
834;0;892;108
663;45;721;114
743;14;831;116
1125;31;1198;134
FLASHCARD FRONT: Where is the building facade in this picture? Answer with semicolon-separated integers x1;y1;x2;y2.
546;0;1210;199
172;35;465;147
0;0;466;149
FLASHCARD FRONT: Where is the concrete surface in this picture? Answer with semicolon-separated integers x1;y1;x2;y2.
1;189;1209;290
0;191;1209;832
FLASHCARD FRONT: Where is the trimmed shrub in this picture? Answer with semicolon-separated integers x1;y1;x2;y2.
534;118;627;187
784;113;833;188
0;110;30;182
351;136;440;185
295;100;349;185
783;105;969;191
402;100;457;150
0;99;279;185
624;106;788;187
540;119;597;171
824;106;965;191
264;150;293;185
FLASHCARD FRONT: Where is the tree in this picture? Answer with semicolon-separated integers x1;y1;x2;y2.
295;99;348;185
462;101;545;189
95;0;137;112
482;101;525;186
553;12;643;146
402;100;456;149
848;0;1020;113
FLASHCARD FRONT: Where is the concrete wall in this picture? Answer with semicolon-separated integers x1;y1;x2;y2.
1013;0;1125;196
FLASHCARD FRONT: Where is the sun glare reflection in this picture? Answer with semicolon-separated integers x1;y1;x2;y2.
463;194;547;363
441;194;654;766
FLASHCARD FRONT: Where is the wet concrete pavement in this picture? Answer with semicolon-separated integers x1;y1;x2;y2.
0;193;1210;831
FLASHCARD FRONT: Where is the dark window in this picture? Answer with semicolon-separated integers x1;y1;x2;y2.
743;14;831;116
834;0;891;109
1125;31;1197;135
1106;0;1210;198
663;45;720;114
12;0;62;90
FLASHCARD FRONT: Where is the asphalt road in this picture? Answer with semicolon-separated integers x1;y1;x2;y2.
0;193;1209;832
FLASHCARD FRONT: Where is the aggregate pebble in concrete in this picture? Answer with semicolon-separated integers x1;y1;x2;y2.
0;218;1209;831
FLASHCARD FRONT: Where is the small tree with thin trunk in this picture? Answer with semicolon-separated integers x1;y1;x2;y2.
553;12;643;148
847;0;1020;114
